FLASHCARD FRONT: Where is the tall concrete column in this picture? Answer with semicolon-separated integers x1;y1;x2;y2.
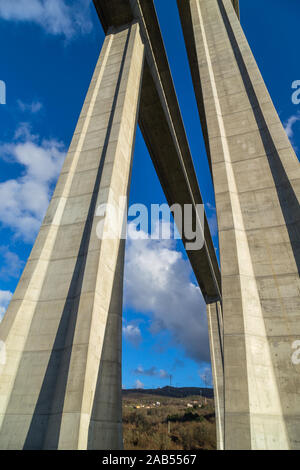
178;0;300;449
207;301;224;450
0;21;144;450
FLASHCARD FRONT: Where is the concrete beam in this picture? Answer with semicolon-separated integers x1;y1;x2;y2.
178;0;300;450
0;21;145;450
93;0;221;302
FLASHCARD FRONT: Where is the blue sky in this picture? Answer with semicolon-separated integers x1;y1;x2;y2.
0;0;299;390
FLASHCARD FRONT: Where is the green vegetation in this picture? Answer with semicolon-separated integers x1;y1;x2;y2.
167;411;204;423
122;393;216;450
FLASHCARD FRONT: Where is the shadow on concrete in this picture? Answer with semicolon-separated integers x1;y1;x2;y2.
217;0;300;275
87;239;124;450
23;26;131;449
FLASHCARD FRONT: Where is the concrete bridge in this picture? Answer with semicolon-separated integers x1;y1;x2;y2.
0;0;299;449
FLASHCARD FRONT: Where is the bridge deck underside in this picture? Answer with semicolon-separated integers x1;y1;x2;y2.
93;0;221;302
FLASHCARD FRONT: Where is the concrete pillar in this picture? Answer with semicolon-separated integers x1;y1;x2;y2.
178;0;300;449
207;301;224;450
0;21;144;450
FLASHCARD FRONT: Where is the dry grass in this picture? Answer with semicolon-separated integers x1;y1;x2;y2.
122;395;216;450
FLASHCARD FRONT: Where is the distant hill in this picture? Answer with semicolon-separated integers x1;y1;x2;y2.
122;385;214;399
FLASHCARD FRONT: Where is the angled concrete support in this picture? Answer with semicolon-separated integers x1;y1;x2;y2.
0;21;144;449
207;301;224;450
178;0;300;450
1;0;298;451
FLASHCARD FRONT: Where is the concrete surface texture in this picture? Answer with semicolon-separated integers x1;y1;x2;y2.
0;0;299;451
207;301;224;450
178;0;300;450
0;21;144;449
95;0;222;302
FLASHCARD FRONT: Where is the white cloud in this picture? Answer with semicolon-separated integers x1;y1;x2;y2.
198;366;213;387
284;112;300;139
124;223;210;364
0;124;65;242
133;365;170;379
134;379;144;389
0;290;13;322
0;0;93;39
134;365;155;376
205;202;215;211
123;323;142;348
17;100;43;114
0;247;24;280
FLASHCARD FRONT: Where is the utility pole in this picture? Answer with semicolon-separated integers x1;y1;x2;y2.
203;375;209;406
